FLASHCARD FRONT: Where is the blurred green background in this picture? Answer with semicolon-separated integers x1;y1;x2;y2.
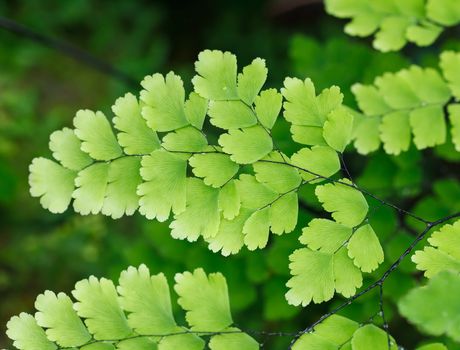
1;1;460;349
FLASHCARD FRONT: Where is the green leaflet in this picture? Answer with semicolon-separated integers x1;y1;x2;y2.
35;291;90;347
112;93;160;155
209;328;259;350
254;88;282;129
217;180;241;220
140;72;188;132
208;100;257;129
161;126;208;152
325;0;448;51
6;266;256;350
410;106;446;149
379;111;411;155
49;127;92;171
73;276;132;340
243;207;270;250
412;220;460;278
448;104;460;151
174;268;233;331
300;219;352;253
322;108;353;152
352;115;381;155
138;150;187;221
440;51;460;99
291;146;340;182
237;57;268;105
117;265;177;334
6;313;57;350
184;92;208;129
29;157;76;214
253;152;302;193
399;270;460;342
219;125;273;164
315;179;369;228
351;324;397;350
192;50;238;100
347;224;384;273
189;153;239;188
73;163;110;215
292;315;358;350
170;178;220;241
269;192;298;235
73;109;122;161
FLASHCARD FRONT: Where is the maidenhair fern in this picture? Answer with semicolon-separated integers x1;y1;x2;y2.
352;51;460;155
325;0;460;51
21;40;460;349
6;265;259;350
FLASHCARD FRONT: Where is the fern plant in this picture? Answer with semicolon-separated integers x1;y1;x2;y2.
5;1;460;348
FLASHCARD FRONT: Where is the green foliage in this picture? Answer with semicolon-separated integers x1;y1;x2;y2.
411;220;460;278
325;0;460;51
351;55;460;155
399;270;460;342
6;265;258;350
292;315;397;349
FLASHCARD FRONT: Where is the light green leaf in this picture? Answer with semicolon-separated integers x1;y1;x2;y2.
35;291;90;347
254;88;282;129
209;328;259;350
6;313;57;350
286;248;334;306
49;128;92;171
102;157;142;219
159;332;205;350
237;58;267;105
379;111;411;155
333;247;363;297
117;265;177;334
174;268;233;331
208;100;257;129
253;152;302;193
373;16;409;52
207;209;251;256
291;146;340;182
219;126;273;164
218;180;241;220
448;104;460;151
399;270;460;342
352;115;381;155
269;192;298;234
351;324;397;350
323;107;354;152
112;93;160;155
406;23;443;47
290;125;326;146
399;66;450;104
293;315;359;350
138;150;187;221
315;179;368;228
117;337;158;350
440;51;460;99
29;158;76;214
300;218;352;254
410;105;446;149
243;207;270;250
73;110;122;161
170;178;220;241
140;72;188;132
72;276;132;340
375;73;419;109
416;343;448;350
162;126;208;152
184;92;208;129
189;153;239;188
347;224;384;273
351;84;391;116
427;0;460;26
236;174;277;210
192;50;238;100
412;220;460;277
73;163;109;215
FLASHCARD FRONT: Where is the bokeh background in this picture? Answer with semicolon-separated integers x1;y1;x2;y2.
1;1;460;349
